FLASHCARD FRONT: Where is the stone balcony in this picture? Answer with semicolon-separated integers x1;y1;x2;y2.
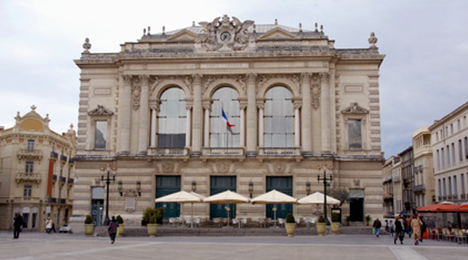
15;173;41;184
17;149;43;160
148;147;190;156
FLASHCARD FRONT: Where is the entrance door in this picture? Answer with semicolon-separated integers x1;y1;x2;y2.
349;189;364;222
91;200;104;226
210;176;236;220
266;177;293;219
155;176;181;219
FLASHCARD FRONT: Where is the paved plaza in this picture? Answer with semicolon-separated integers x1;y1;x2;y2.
1;231;467;260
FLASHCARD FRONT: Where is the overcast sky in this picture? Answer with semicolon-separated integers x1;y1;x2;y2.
1;0;467;158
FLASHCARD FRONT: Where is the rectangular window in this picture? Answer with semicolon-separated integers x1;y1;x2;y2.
25;161;34;174
94;121;107;149
448;177;452;197
454;176;458;199
443;178;447;197
438;179;442;198
436;132;439;142
450;124;453;135
436;150;440;170
462;174;466;196
441;148;445;168
447;145;450;166
24;184;32;198
27;139;35;150
452;143;456;165
465;137;468;159
459;140;463;162
348;119;362;149
458;119;461;131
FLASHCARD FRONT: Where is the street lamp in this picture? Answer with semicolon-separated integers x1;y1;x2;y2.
100;164;116;226
317;163;333;224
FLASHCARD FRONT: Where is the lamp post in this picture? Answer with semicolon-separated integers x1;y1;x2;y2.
317;163;333;224
100;164;116;226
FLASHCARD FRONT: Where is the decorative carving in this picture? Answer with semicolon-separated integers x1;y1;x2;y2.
341;102;369;114
88;105;114;116
273;163;286;173
354;179;360;187
192;74;202;85
123;75;132;85
140;75;149;86
368;32;378;48
320;72;329;83
198;15;254;52
300;73;311;85
162;163;174;172
82;38;91;53
217;163;229;173
246;73;256;85
132;85;141;110
311;74;321;110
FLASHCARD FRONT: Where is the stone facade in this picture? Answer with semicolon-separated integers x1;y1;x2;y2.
0;106;76;231
429;101;468;203
412;126;435;208
73;15;385;226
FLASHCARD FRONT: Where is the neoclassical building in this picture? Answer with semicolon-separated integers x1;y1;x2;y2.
0;106;76;231
73;15;385;226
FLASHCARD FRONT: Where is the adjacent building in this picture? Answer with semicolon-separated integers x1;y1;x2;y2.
0;106;76;231
73;15;385;226
412;126;435;207
430;101;468;203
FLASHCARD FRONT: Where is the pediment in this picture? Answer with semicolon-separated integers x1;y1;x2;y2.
88;105;114;116
258;27;298;40
166;29;197;42
341;102;369;114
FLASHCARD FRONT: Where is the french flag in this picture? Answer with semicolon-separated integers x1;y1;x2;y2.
221;108;235;134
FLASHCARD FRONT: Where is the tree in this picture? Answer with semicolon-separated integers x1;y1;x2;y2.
328;187;350;207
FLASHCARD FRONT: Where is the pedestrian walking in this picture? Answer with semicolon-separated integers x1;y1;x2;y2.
45;217;53;234
373;218;382;237
13;212;24;239
411;214;423;245
388;220;394;237
419;216;426;242
108;216;119;244
394;216;405;244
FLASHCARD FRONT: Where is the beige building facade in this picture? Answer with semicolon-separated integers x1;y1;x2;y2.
430;101;468;203
412;126;435;208
73;15;385;226
0;106;76;231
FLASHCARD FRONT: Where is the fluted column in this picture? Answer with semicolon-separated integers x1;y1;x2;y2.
138;75;149;154
258;104;264;147
301;73;312;155
191;74;203;156
120;75;132;154
203;104;210;147
246;74;257;156
320;72;331;154
240;104;246;148
294;103;301;147
185;104;192;148
150;104;158;147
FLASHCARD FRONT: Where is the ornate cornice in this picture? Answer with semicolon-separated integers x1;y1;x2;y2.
88;105;114;116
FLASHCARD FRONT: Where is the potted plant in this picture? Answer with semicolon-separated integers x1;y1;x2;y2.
84;215;94;237
330;212;340;235
365;215;371;226
316;215;327;236
116;215;124;237
155;207;165;225
285;213;296;237
345;215;351;226
147;214;158;237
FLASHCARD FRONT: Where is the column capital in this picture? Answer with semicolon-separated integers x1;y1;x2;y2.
246;73;257;85
320;72;330;83
123;75;132;85
300;72;311;85
192;74;202;85
140;75;150;86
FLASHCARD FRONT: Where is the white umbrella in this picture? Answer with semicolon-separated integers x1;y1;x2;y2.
297;191;340;205
203;190;250;226
155;190;205;228
251;189;297;227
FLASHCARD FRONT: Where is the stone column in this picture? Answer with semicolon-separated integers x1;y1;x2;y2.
320;72;331;154
258;104;264;147
150;103;158;148
301;73;312;155
138;75;149;154
120;75;132;154
240;104;246;148
191;74;203;156
203;104;210;147
246;74;257;156
185;104;192;148
294;103;301;147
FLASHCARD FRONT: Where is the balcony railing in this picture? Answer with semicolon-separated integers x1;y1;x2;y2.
50;151;58;159
59;176;66;183
68;158;75;165
15;173;41;184
412;184;425;193
58;198;66;204
60;155;67;163
258;147;301;156
461;194;466;199
202;147;245;156
48;197;57;204
67;178;74;185
148;147;189;156
17;149;44;160
52;175;57;182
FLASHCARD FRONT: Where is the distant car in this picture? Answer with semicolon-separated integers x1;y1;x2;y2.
59;224;72;233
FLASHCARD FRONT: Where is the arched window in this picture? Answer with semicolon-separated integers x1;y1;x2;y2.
264;86;294;147
157;87;186;148
210;87;240;147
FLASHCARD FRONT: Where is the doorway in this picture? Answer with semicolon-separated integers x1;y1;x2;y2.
266;176;293;219
210;176;236;220
155;176;181;219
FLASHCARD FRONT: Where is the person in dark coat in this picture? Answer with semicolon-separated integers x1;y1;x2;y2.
13;212;24;239
373;218;382;237
419;216;426;242
108;216;119;244
394;216;405;244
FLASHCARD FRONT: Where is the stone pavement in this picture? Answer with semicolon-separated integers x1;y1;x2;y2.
1;230;467;260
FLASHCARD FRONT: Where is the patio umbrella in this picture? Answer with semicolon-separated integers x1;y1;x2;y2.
155;190;205;228
297;191;340;206
417;202;463;213
251;189;297;227
457;204;468;211
203;190;250;226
